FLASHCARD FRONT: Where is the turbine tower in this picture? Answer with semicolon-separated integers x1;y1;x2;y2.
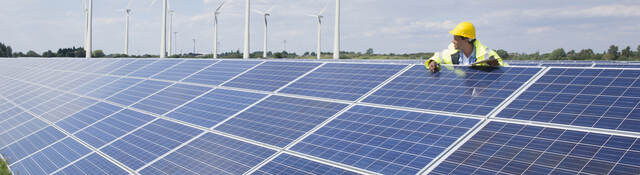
333;0;340;59
124;9;131;55
151;0;168;58
119;0;133;55
86;0;93;58
307;5;327;59
243;0;250;59
82;0;88;53
254;6;273;58
168;9;174;56
213;0;227;59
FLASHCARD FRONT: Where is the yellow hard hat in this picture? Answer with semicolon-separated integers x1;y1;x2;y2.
449;22;476;39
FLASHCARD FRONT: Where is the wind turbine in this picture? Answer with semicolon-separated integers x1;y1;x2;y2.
119;0;134;55
254;6;273;58
213;0;228;59
243;0;250;59
306;4;326;59
81;0;88;53
150;0;168;58
333;0;340;59
168;9;174;56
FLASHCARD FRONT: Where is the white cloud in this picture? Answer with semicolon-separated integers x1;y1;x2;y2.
526;26;553;34
523;5;640;18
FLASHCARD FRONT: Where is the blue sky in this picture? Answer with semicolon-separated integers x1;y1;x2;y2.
1;0;639;55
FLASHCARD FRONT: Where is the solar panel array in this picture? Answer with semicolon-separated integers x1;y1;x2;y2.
1;58;639;175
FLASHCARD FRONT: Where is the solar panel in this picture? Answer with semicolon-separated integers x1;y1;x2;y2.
166;89;267;128
109;59;157;76
540;63;593;67
594;64;640;68
107;80;172;106
128;59;183;78
54;153;129;175
223;61;322;91
497;68;640;132
8;138;91;174
140;132;276;174
280;63;407;101
253;153;359;175
132;83;211;115
74;109;155;148
3;58;640;175
363;65;541;115
431;121;640;175
291;105;480;174
215;95;348;147
101;119;203;170
183;60;262;85
152;59;217;81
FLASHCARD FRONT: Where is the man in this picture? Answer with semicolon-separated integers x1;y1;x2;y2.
426;22;505;72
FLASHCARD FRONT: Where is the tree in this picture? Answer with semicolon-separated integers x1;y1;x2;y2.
577;49;595;60
637;45;640;57
0;42;13;57
604;45;619;60
550;48;567;59
42;50;56;57
365;48;374;55
92;50;105;57
621;46;632;58
495;49;509;59
26;50;40;57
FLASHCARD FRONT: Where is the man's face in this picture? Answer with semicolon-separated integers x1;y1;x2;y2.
452;35;464;49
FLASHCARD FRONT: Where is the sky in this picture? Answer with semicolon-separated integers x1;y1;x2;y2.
1;0;639;56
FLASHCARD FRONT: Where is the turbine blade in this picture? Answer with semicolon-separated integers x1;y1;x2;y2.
266;5;274;13
215;0;226;12
318;3;327;15
148;0;158;8
252;9;264;14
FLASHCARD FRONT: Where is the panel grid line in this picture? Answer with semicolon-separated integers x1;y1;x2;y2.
274;62;327;93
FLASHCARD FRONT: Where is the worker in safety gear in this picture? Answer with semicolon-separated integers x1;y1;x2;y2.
426;22;505;72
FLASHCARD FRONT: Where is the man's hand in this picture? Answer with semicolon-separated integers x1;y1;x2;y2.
486;59;499;67
428;61;439;72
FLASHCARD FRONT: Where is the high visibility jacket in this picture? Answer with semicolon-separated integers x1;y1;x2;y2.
425;40;506;70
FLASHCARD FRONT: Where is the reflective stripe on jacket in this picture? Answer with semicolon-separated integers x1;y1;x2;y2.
425;40;506;70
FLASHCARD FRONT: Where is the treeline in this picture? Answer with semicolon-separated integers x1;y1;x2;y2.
3;41;640;61
497;44;640;61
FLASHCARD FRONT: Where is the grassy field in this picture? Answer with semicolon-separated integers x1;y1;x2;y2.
0;157;9;175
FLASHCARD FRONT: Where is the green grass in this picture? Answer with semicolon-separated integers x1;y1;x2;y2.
0;157;10;175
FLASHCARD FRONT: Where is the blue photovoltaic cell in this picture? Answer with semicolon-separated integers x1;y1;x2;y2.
87;78;142;99
54;153;129;175
431;121;640;175
216;95;348;147
71;76;120;95
363;66;541;115
30;93;78;115
132;83;211;115
152;59;217;81
223;61;321;91
0;126;66;162
497;68;640;132
541;63;593;67
128;60;183;78
253;153;359;175
183;60;261;85
280;63;407;101
56;102;122;134
41;97;97;123
166;89;267;128
110;59;157;76
107;80;172;106
101;119;203;170
9;138;91;175
75;109;155;148
594;64;640;68
291;105;479;175
93;59;136;74
0;114;47;148
140;133;276;175
57;74;98;92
